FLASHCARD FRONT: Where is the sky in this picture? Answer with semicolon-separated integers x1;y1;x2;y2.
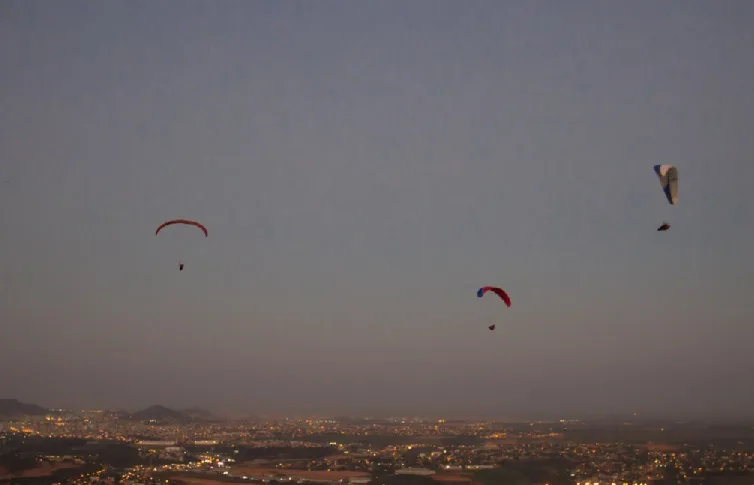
1;0;753;420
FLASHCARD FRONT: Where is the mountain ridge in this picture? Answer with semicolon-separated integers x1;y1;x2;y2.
0;398;49;417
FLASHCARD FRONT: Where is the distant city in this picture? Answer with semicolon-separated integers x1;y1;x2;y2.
1;399;753;485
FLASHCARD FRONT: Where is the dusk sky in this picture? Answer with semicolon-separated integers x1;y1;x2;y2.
1;1;753;419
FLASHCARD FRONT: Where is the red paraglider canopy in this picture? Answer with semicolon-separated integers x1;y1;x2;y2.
476;286;511;307
155;219;208;237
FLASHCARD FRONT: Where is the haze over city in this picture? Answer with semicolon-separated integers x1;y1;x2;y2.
2;0;754;420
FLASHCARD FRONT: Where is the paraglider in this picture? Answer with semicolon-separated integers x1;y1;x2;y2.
155;219;208;237
477;286;510;332
155;219;208;271
653;165;678;205
476;286;511;307
653;165;678;232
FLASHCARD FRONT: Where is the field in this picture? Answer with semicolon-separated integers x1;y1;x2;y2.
170;478;233;485
167;469;475;485
230;466;371;480
431;472;473;483
166;468;372;485
0;461;79;480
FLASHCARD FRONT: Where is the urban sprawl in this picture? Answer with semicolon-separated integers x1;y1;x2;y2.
1;409;752;485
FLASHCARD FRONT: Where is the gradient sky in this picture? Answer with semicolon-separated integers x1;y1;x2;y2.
2;0;753;419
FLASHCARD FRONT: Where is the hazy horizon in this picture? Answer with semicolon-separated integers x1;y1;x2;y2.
6;397;754;424
2;1;754;419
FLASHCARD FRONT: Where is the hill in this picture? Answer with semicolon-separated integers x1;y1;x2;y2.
0;399;49;417
128;405;189;423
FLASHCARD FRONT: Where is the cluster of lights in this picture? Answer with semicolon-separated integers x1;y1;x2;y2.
577;482;648;485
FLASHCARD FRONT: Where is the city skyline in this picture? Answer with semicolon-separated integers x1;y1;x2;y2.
3;406;752;485
2;1;754;417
